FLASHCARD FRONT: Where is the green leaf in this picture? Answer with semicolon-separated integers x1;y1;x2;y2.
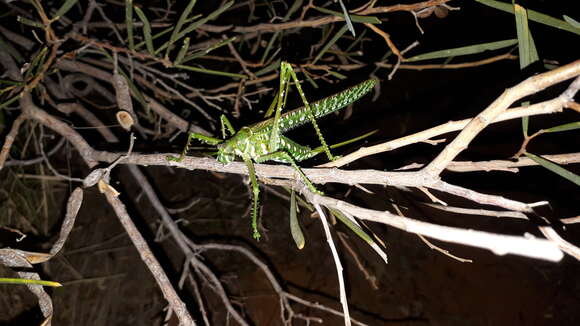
161;1;232;56
165;0;197;57
17;16;43;28
313;6;381;24
327;70;347;80
181;36;236;64
135;26;173;50
543;121;580;133
0;95;19;110
176;64;247;79
285;0;303;20
255;59;281;77
53;0;78;20
134;6;154;54
563;15;580;29
330;209;374;245
174;37;190;65
0;277;62;287
406;39;518;62
514;4;539;69
474;0;580;36
338;0;356;36
289;189;305;250
313;24;348;64
525;152;580;186
260;32;280;64
125;0;134;51
175;2;233;42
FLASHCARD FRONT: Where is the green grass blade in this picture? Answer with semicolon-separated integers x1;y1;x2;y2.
134;6;154;54
313;6;381;24
164;0;197;57
406;39;518;62
174;37;190;65
525;152;580;186
327;70;347;80
159;2;232;56
53;0;78;20
255;59;281;77
176;64;247;79
17;16;43;28
290;189;305;249
345;29;367;53
330;209;374;244
543;121;580;133
0;95;19;110
514;4;539;69
260;31;280;64
338;0;355;36
181;36;236;64
135;26;172;50
475;0;580;36
175;2;233;42
313;24;348;64
125;0;134;51
0;277;62;287
563;15;580;29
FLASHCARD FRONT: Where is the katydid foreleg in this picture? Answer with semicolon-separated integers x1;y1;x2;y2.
242;155;262;240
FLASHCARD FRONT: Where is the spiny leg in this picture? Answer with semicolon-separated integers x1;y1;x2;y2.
268;62;293;152
255;150;322;195
167;132;223;162
220;114;236;138
242;155;262;240
286;66;335;162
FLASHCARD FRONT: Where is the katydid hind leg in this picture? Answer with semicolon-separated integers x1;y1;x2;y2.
255;150;322;195
286;67;335;162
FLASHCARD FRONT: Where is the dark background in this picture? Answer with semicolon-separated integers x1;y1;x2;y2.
1;0;579;325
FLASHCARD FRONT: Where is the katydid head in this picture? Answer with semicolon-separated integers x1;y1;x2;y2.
216;142;235;164
215;127;254;164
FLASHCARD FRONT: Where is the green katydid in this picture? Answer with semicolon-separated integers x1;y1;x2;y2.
169;61;376;240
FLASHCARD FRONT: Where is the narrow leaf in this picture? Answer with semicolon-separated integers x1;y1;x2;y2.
125;0;134;51
338;0;356;36
53;0;78;20
17;16;43;28
174;37;190;65
313;6;381;24
0;95;19;110
181;36;236;63
525;152;580;186
514;4;539;69
406;39;518;62
289;189;305;249
563;15;580;29
134;6;154;54
313;25;348;64
165;0;197;57
175;1;233;42
474;0;580;36
0;277;62;287
543;121;580;133
135;26;172;50
176;64;247;79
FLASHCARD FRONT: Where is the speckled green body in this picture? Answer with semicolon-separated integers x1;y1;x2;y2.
168;62;376;240
217;78;376;164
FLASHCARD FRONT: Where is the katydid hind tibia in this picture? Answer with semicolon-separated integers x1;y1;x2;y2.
168;62;376;240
